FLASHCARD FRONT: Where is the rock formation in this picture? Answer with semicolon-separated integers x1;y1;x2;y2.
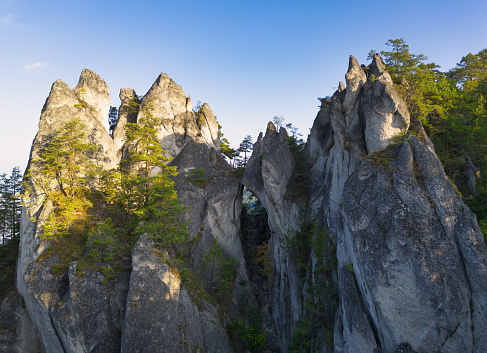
241;55;487;352
10;69;244;353
3;54;487;353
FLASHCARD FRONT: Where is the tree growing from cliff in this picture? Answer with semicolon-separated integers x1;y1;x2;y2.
237;135;253;167
24;119;99;241
217;121;239;165
118;99;188;247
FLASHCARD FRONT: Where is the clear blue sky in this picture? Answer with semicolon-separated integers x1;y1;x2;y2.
1;0;486;174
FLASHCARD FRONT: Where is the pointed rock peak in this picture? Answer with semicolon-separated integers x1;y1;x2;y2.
143;72;185;105
186;96;192;111
372;54;385;72
41;79;76;114
279;126;289;141
257;131;263;143
49;79;75;98
345;55;366;83
343;55;367;116
266;121;277;133
367;54;387;79
74;68;110;134
120;88;137;102
150;72;170;88
338;81;346;92
202;102;212;112
347;55;361;72
51;78;71;91
157;72;170;81
75;69;108;91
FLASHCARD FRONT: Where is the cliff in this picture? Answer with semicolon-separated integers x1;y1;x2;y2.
2;54;487;353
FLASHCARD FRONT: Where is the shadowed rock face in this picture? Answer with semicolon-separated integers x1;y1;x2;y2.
13;69;244;353
121;234;230;353
242;54;487;353
8;54;487;353
307;55;487;353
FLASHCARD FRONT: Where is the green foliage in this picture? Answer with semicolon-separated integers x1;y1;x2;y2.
0;237;19;301
273;115;285;130
242;189;266;215
289;319;313;353
24;119;99;243
217;121;239;166
448;49;487;91
237;135;253;167
285;124;310;200
24;100;189;281
232;167;245;178
0;167;22;246
256;241;273;278
188;168;206;186
117;99;189;248
379;38;428;83
194;103;206;127
371;40;487;239
226;321;266;352
176;258;215;310
282;207;314;275
86;218;124;264
202;238;237;307
227;291;266;353
281;205;338;351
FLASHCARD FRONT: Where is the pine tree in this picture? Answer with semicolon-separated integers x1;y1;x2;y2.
448;49;487;91
380;38;427;82
237;135;253;167
119;99;188;247
24;119;99;240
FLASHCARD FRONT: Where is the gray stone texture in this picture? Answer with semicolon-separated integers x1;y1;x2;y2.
121;234;230;353
13;54;487;353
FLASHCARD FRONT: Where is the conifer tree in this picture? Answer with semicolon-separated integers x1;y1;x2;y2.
119;99;188;247
24;119;99;240
238;135;253;167
380;38;427;82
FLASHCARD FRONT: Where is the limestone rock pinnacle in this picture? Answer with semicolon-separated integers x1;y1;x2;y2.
74;69;111;134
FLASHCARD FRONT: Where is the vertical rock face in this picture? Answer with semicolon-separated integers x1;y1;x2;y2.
112;88;138;152
17;71;119;310
15;69;243;353
121;235;230;353
304;55;487;353
11;54;487;353
242;123;299;351
362;69;410;153
241;54;487;353
74;69;112;134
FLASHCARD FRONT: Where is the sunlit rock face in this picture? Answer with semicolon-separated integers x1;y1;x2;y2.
307;55;487;353
74;69;112;134
9;54;487;353
14;69;244;353
243;54;487;353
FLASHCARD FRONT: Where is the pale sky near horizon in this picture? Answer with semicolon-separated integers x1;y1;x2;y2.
1;0;486;174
